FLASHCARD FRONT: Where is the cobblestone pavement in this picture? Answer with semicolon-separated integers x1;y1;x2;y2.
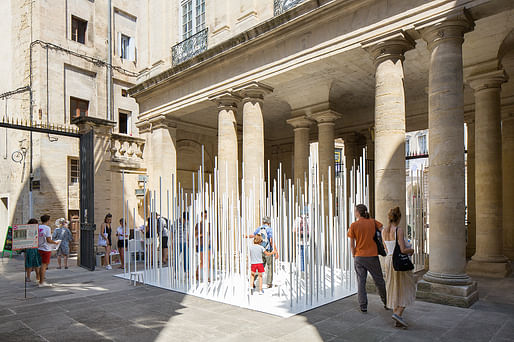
0;255;513;342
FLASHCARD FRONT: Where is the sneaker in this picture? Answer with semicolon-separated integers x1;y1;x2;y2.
392;314;408;327
64;267;68;269
38;282;52;288
259;291;264;295
106;265;112;270
384;305;391;310
360;307;368;313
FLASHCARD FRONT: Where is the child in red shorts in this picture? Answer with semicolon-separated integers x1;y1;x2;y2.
249;235;275;294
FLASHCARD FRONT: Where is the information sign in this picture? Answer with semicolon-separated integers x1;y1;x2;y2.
12;224;39;250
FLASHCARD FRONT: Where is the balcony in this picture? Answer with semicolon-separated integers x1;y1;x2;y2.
274;0;307;16
171;28;208;66
110;133;145;169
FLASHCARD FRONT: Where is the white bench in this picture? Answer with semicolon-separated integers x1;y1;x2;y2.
129;271;145;286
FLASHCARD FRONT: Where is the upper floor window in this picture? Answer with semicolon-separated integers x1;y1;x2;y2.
119;33;135;61
70;96;89;119
118;111;131;135
69;158;80;184
181;0;205;40
405;139;410;156
71;16;87;44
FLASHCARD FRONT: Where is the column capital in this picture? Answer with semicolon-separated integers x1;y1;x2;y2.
467;69;508;92
233;81;273;103
417;9;474;51
148;115;177;131
286;116;314;129
308;110;341;125
362;31;415;66
209;91;241;110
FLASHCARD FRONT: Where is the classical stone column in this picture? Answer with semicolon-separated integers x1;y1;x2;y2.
211;92;240;206
287;116;313;190
148;115;177;195
465;118;476;259
503;116;514;261
363;128;376;216
234;82;273;224
309;111;341;214
467;70;511;277
416;14;478;307
364;34;414;229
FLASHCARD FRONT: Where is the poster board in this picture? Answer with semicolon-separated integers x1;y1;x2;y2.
12;224;39;251
2;226;12;252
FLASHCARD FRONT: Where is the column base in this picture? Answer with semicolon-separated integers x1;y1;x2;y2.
416;271;478;308
416;279;478;308
466;259;512;278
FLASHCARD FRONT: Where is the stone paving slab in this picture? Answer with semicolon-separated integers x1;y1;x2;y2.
0;255;513;341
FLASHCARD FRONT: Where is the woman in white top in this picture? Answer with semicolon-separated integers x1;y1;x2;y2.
382;207;415;328
116;218;129;269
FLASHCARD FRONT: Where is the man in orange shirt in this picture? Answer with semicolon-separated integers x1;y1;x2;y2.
347;204;387;313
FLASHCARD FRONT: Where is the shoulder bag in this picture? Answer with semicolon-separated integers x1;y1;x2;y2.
392;227;414;271
373;220;387;257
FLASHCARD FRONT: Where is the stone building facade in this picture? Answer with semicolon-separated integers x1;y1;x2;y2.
0;0;147;246
129;0;514;307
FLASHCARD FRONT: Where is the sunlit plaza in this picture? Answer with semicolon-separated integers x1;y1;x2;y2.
1;0;514;341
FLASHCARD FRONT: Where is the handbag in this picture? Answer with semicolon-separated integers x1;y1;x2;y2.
392;227;414;271
373;221;387;257
98;231;107;247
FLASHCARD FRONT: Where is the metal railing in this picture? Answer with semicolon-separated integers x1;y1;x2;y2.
274;0;307;16
171;28;208;66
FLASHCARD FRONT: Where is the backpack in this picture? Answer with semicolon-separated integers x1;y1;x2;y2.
257;226;270;251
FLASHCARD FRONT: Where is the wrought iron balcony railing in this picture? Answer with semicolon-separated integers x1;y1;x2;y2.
171;28;208;66
274;0;307;16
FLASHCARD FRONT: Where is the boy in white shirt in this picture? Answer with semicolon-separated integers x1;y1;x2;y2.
249;235;276;294
38;214;60;287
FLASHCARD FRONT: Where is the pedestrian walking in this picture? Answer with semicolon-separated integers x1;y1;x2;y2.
249;235;276;295
249;216;278;289
38;214;60;287
347;204;387;313
52;218;73;269
382;207;415;328
25;218;41;283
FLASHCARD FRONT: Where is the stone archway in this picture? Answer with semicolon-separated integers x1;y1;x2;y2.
176;139;214;194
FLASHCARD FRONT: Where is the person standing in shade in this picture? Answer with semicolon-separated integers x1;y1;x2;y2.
249;216;278;289
382;207;415;328
101;213;113;270
172;212;189;274
25;218;41;282
347;204;387;313
195;210;211;281
52;218;73;269
38;214;60;287
116;218;129;269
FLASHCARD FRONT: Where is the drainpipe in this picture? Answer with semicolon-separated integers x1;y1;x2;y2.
107;0;113;121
